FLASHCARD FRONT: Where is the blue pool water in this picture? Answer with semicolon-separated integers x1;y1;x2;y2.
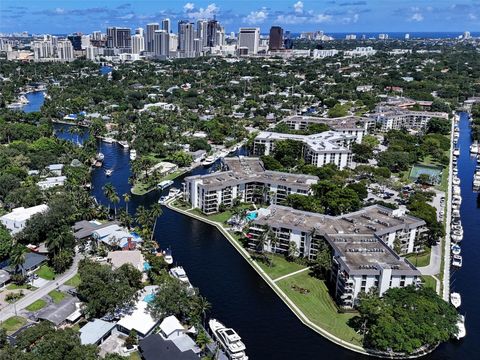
246;212;258;221
143;262;152;271
143;293;155;303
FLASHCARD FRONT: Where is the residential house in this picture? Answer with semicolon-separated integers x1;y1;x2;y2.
79;319;117;345
0;204;49;234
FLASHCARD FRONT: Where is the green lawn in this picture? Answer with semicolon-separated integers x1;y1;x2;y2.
277;272;362;346
129;352;142;360
6;283;37;291
25;299;47;312
190;204;252;224
48;290;66;304
0;316;27;335
64;274;81;287
422;275;437;291
35;265;55;280
255;254;307;280
406;248;431;268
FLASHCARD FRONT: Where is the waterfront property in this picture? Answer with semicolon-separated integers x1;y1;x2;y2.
0;204;49;235
183;157;318;214
253;131;356;169
278;115;372;142
248;205;423;307
369;106;449;132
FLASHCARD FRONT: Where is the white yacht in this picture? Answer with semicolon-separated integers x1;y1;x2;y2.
118;140;129;149
168;187;181;198
451;244;461;256
452;177;460;186
96;152;105;161
105;169;113;177
452;254;463;268
453;148;460;157
209;319;248;360
158;195;169;204
202;155;216;166
450;292;461;308
129;149;137;161
158;180;174;190
103;137;115;144
169;266;191;283
162;248;173;265
455;315;466;340
470;142;478;154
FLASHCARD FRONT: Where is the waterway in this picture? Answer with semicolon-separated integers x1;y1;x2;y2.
22;91;45;113
53;113;478;359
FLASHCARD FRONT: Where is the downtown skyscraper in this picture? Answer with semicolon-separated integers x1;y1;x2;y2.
145;23;160;52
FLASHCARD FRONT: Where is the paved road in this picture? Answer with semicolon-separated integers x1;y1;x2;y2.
418;243;442;276
0;252;82;323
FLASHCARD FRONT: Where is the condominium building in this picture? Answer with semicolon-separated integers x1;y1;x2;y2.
145;23;160;52
278;115;370;143
238;28;260;54
0;204;49;235
131;34;145;55
269;26;284;51
178;21;195;57
248;204;425;307
106;27;131;49
183;157;318;215
57;40;74;61
253;131;356;169
153;30;169;58
161;18;171;33
312;49;339;58
369;107;449;132
344;47;377;57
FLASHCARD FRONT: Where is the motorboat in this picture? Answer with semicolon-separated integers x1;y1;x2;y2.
105;169;113;177
452;254;463;268
162;248;173;265
168;187;181;198
118;140;129;149
96;152;105;161
452;209;460;218
209;319;248;360
451;244;461;255
169;266;193;287
453;186;461;196
452;177;460;186
158;180;174;190
455;315;466;340
202;155;216;166
453;148;460;157
450;292;461;308
130;149;137;161
470;142;478;154
103;137;115;144
158;196;168;204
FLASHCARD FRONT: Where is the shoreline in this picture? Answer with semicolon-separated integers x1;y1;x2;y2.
165;200;437;359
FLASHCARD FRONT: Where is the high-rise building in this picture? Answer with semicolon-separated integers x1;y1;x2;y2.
238;27;260;54
268;26;284;51
207;20;220;47
154;30;169;58
91;31;102;41
57;40;74;61
67;33;83;51
135;27;144;37
106;27;131;49
178;21;195;57
161;18;171;33
33;40;53;60
197;20;208;47
131;34;145;54
169;33;178;53
145;23;160;52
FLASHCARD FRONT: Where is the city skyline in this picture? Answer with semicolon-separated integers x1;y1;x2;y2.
1;0;479;35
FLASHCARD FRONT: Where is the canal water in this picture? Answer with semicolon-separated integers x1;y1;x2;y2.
22;91;45;113
52;113;478;359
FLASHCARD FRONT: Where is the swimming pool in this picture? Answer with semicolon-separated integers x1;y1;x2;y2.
143;293;155;303
246;212;258;221
143;262;152;271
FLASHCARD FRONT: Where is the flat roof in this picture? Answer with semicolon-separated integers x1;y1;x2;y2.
107;250;144;270
326;234;419;275
80;319;116;345
0;204;49;223
117;298;158;336
281;115;368;130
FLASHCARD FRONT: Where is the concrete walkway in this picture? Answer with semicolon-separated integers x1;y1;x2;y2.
418;243;442;276
0;252;81;323
273;267;310;283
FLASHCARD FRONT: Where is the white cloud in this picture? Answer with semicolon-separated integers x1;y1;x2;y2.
293;1;304;14
410;12;424;22
275;13;331;24
185;3;219;20
468;13;477;20
244;9;268;24
183;3;195;11
54;8;65;15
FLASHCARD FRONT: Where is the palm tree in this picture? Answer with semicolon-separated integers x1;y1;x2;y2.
111;192;120;218
102;183;115;213
9;245;26;276
135;205;153;239
123;193;131;214
150;203;163;242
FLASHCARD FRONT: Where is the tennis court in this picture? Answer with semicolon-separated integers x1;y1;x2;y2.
409;164;443;184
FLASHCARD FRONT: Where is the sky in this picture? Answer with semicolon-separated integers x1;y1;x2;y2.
1;0;479;34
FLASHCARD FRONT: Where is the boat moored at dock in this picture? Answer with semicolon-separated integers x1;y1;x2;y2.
209;319;248;360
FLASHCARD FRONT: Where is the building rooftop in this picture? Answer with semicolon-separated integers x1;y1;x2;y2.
73;220;119;240
185;157;318;191
79;319;116;345
326;234;419;276
281;115;368;131
3;252;47;274
139;334;198;360
37;296;81;326
117;297;158;337
252;204;425;238
107;250;144;271
0;204;49;223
